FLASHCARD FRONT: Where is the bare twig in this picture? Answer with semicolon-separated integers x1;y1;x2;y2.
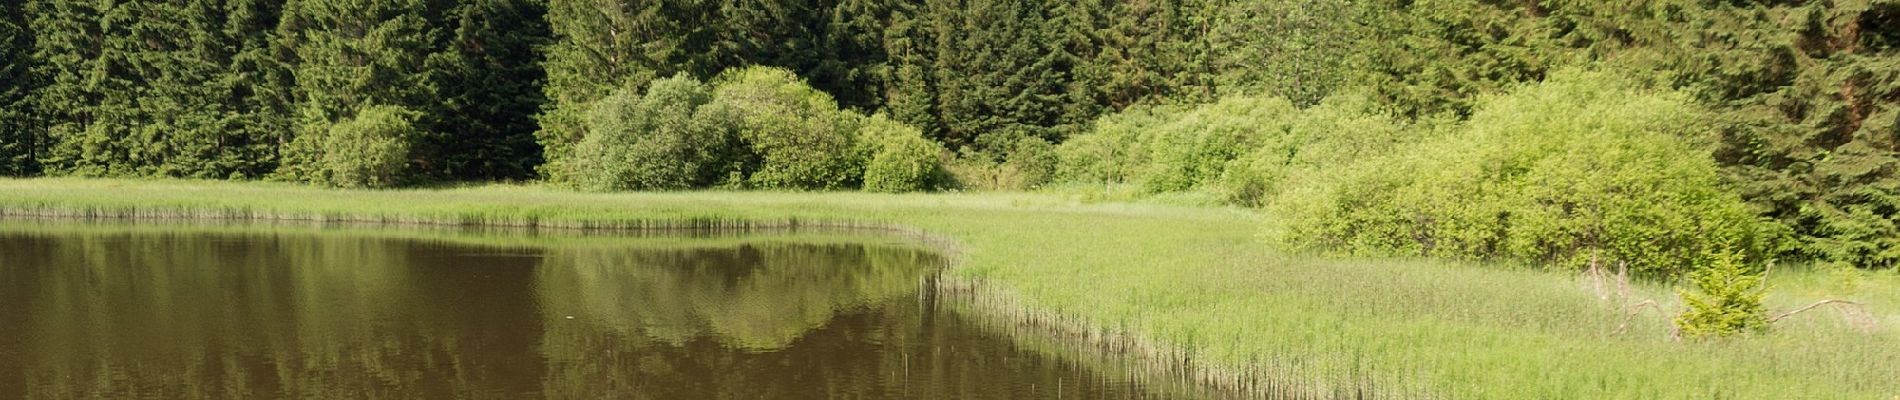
1769;299;1867;324
1611;299;1661;336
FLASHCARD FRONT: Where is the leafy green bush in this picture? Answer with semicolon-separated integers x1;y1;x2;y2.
1054;106;1167;185
858;114;946;193
710;67;863;190
947;133;1059;191
1054;94;1416;206
320;105;417;189
1055;96;1306;194
568;74;738;191
1269;70;1768;278
1216;94;1417;206
1139;96;1297;193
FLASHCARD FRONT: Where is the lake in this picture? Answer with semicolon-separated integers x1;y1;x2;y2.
0;223;1173;399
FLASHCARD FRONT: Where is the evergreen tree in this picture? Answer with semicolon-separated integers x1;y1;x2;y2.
925;0;1072;149
26;0;112;176
1207;0;1364;105
880;0;942;139
707;0;823;75
537;0;689;179
273;0;442;186
815;0;893;110
0;0;38;176
129;0;275;178
423;0;550;180
219;0;294;178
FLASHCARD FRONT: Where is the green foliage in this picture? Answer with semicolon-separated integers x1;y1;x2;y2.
24;0;280;179
710;67;865;190
1217;93;1413;207
1053;105;1166;185
1058;95;1393;198
568;75;737;191
947;134;1058;191
320;105;417;189
1272;71;1765;278
273;0;439;185
0;0;37;176
1138;97;1298;193
858;114;946;193
1355;0;1900;270
545;68;941;193
1206;0;1367;105
421;0;549;181
1676;249;1769;339
536;0;691;179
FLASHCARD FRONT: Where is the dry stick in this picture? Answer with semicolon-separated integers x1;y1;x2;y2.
1611;299;1661;336
1769;299;1868;324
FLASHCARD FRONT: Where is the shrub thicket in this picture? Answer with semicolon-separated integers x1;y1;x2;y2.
948;133;1060;191
1216;94;1416;206
320;105;418;189
858;114;947;193
1054;100;1265;192
1055;94;1413;205
1269;71;1767;278
568;75;737;191
542;67;943;192
710;67;865;190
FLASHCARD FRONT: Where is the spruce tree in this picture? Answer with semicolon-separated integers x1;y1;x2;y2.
273;0;442;186
880;0;942;139
0;0;38;176
26;0;111;176
423;0;550;180
538;0;688;181
816;0;893;110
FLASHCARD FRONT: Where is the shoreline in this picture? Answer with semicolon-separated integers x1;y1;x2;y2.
0;192;1302;399
4;177;1894;399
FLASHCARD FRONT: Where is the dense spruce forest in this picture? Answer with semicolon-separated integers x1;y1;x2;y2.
1;1;1897;294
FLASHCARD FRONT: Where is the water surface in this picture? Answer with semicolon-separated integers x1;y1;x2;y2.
0;224;1166;399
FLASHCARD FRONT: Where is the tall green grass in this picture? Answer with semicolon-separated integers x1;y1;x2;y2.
1;177;1894;399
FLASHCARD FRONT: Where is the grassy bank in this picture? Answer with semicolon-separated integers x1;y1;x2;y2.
2;178;1895;399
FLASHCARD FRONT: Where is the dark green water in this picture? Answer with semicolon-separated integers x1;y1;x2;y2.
0;225;1164;399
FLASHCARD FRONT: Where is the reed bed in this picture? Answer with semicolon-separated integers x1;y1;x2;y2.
1;177;1895;399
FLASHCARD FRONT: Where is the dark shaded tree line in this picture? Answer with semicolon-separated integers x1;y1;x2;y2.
0;0;1356;185
0;0;549;186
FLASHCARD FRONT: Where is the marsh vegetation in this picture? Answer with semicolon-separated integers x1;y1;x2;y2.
1;0;1897;397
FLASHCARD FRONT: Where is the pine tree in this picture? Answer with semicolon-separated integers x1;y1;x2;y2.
1676;249;1768;338
0;0;38;176
273;0;442;186
1207;0;1363;105
815;0;893;110
538;0;689;180
26;0;112;176
423;0;550;180
218;0;294;178
128;0;272;178
707;0;823;75
880;0;942;139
